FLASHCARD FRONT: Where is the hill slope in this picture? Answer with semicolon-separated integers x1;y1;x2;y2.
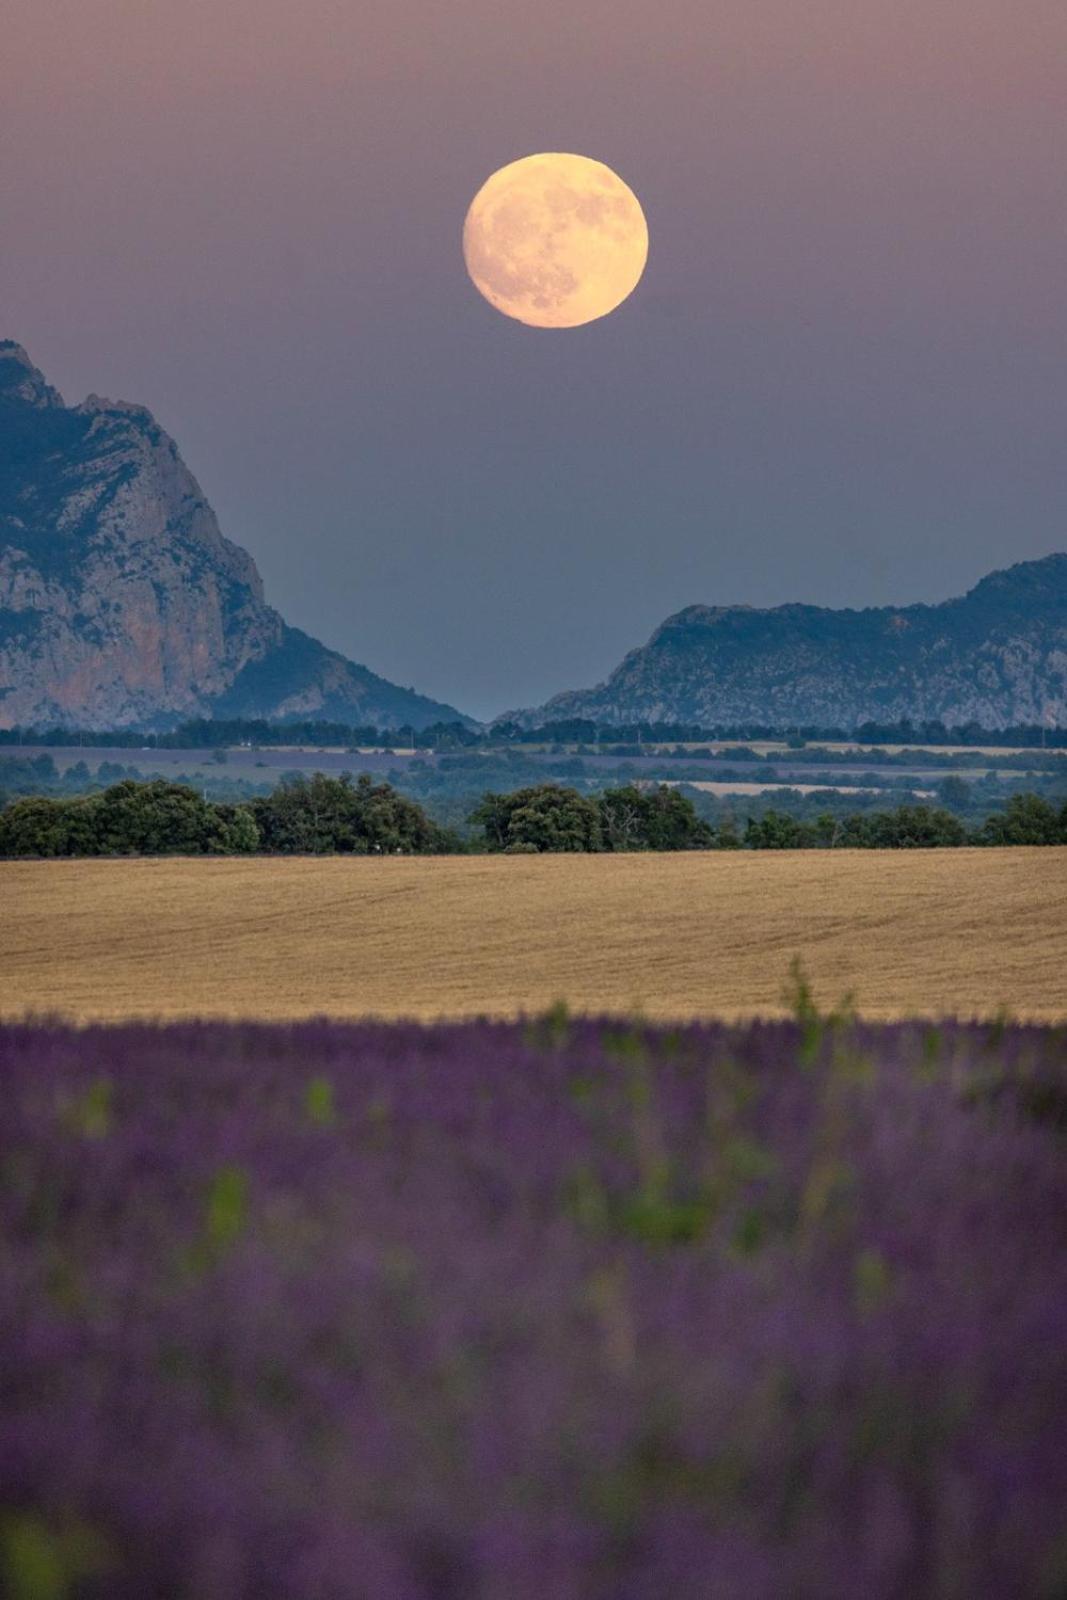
0;342;467;730
513;556;1067;730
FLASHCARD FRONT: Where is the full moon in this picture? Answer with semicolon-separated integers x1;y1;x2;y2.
463;153;649;329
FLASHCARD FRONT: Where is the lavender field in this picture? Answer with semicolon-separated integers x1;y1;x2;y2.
1;1004;1065;1599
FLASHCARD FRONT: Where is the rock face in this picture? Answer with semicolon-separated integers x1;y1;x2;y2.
0;342;468;730
514;556;1067;730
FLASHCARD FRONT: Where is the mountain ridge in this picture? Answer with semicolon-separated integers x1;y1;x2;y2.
5;340;1065;735
0;341;468;731
507;554;1067;730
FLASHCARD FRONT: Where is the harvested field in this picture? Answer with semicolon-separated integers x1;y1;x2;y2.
663;780;933;797
2;848;1065;1023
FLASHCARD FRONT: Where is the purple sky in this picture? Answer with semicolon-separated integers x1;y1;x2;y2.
3;0;1066;718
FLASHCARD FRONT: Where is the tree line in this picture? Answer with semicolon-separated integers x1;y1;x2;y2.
739;793;1067;848
471;785;1067;852
2;714;1065;750
0;774;454;859
2;775;1065;858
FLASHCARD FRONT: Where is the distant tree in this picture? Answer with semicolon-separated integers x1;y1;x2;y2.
937;776;973;812
598;784;714;851
251;773;449;854
597;785;645;851
837;805;968;849
467;792;512;851
714;815;743;849
469;785;602;852
414;721;481;751
978;793;1066;846
0;795;90;857
744;811;812;850
808;812;844;848
91;780;226;855
215;804;261;854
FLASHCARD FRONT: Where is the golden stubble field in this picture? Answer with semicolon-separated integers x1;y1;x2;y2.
2;848;1065;1024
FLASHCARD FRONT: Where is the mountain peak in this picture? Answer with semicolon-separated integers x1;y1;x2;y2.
963;553;1067;606
511;556;1067;731
0;342;470;731
78;393;157;423
0;341;64;410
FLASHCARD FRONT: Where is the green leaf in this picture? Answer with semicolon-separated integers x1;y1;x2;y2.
305;1076;336;1127
206;1165;248;1253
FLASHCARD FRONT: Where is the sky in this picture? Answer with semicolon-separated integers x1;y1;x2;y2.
2;0;1066;720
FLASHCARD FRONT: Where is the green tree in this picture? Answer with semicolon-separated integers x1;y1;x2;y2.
714;815;743;849
744;811;813;849
597;784;647;850
598;784;714;850
866;805;967;848
0;795;91;857
937;775;972;812
469;785;602;852
251;773;449;854
215;804;261;854
978;793;1065;846
808;812;845;847
91;780;225;855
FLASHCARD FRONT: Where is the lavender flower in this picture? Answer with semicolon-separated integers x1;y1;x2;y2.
0;1015;1064;1598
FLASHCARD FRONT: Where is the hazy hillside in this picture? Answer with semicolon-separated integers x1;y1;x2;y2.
512;556;1067;730
0;342;468;730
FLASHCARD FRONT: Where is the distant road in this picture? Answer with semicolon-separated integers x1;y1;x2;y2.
3;850;1064;1025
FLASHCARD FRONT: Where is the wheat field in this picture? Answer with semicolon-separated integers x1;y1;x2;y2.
2;849;1065;1024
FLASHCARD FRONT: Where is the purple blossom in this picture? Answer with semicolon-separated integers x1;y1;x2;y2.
0;1016;1064;1598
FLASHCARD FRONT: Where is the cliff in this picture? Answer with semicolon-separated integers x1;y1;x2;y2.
0;342;468;730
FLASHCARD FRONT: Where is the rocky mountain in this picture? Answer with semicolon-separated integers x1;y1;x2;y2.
0;342;467;730
512;556;1067;730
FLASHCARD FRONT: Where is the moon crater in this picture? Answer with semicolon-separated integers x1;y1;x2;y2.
463;153;649;329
